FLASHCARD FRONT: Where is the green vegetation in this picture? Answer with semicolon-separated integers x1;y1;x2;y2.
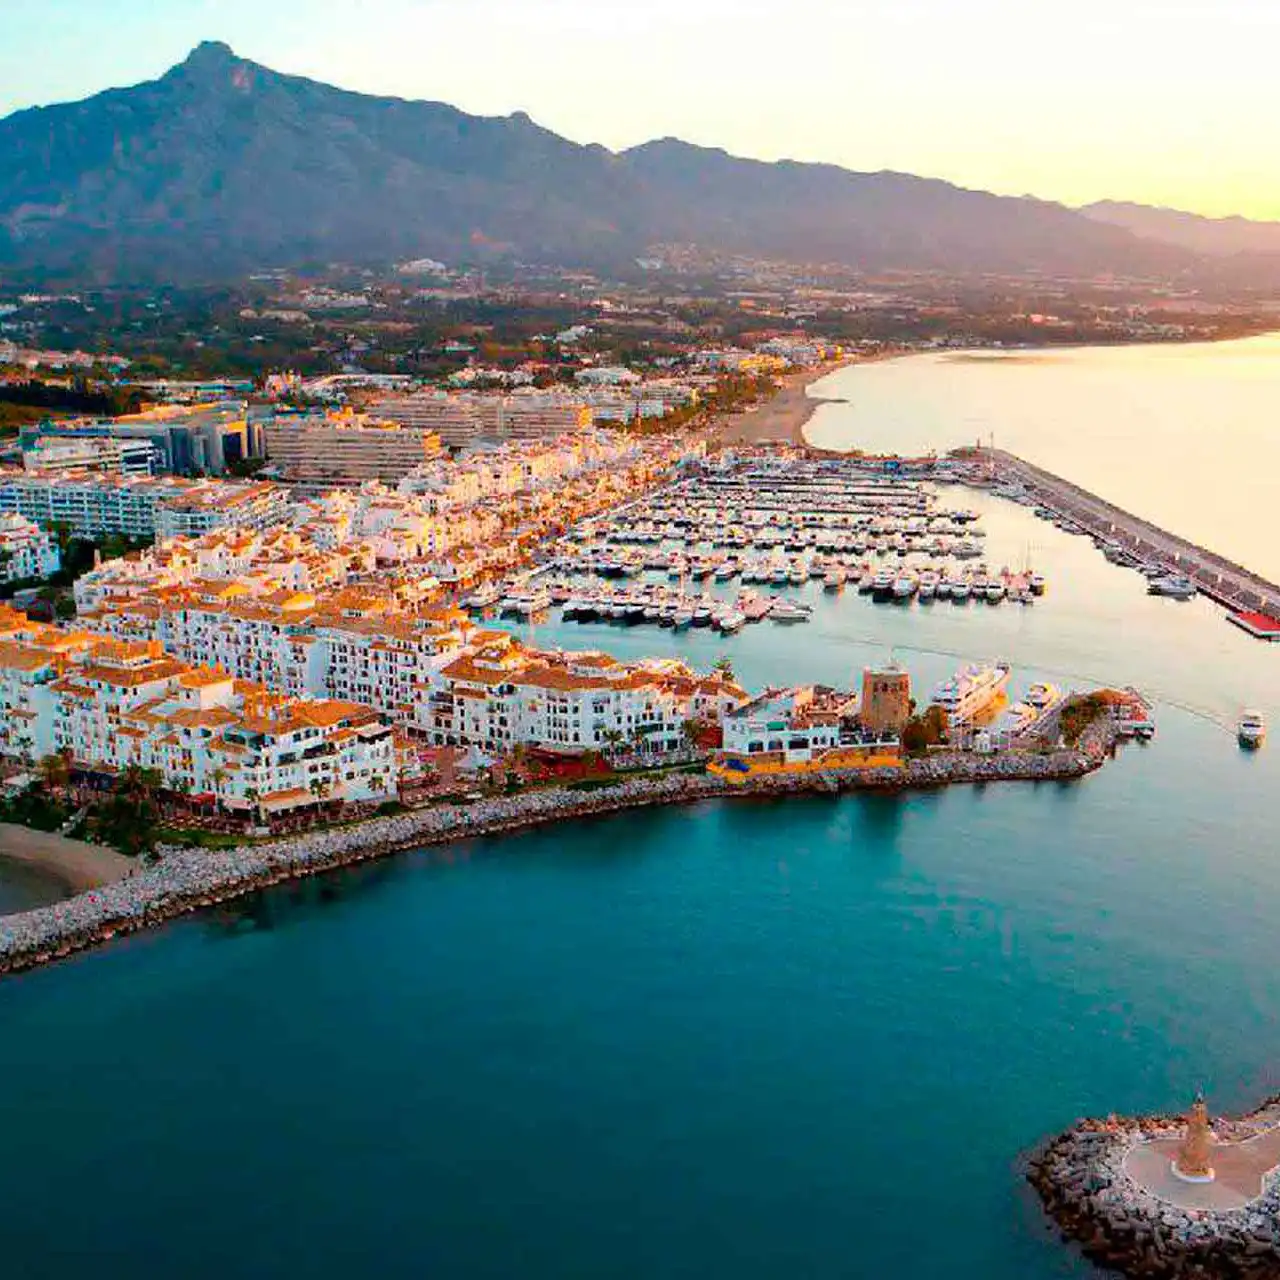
1058;692;1119;745
88;765;165;856
0;379;146;418
902;705;949;757
0;784;73;833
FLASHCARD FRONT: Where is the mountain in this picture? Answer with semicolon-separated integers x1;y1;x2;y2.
1082;201;1280;259
0;41;1193;282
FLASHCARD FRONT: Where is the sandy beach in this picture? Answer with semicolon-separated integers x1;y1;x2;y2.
0;824;134;894
713;363;847;447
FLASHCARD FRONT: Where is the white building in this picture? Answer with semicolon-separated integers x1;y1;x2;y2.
0;514;61;582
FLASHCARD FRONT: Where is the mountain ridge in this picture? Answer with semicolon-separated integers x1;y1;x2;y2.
0;42;1195;282
1081;200;1280;259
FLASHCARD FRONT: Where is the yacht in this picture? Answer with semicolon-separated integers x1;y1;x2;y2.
672;608;694;630
871;570;896;602
917;573;937;602
770;599;812;623
692;604;715;627
931;662;1012;725
823;566;847;591
951;579;972;603
1238;710;1266;749
1029;574;1047;596
892;573;918;601
1148;575;1197;600
1026;682;1060;708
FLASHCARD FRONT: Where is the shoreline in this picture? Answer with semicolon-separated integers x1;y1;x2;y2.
713;360;855;448
0;735;1115;979
0;824;134;895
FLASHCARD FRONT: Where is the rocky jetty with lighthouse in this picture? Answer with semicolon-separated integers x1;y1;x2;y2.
1029;1094;1280;1278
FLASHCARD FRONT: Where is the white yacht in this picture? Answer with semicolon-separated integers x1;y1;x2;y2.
1238;710;1266;749
931;662;1012;725
770;599;812;623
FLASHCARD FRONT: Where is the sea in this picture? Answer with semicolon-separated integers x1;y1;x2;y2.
3;337;1280;1279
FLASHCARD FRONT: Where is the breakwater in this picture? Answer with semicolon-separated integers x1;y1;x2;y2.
0;737;1111;978
978;448;1280;619
1029;1101;1280;1279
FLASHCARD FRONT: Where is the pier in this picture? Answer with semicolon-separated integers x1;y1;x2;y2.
974;448;1280;625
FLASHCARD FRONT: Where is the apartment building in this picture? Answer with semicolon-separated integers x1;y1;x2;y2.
0;473;288;541
421;633;749;756
0;613;395;815
0;514;61;582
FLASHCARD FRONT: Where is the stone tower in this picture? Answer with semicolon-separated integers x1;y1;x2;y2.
860;664;911;736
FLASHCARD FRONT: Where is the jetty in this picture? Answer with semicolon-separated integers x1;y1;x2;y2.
972;448;1280;628
1030;1094;1280;1278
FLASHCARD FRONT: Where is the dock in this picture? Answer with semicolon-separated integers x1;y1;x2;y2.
973;448;1280;628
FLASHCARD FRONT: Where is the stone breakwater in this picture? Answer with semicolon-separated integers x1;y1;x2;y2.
0;741;1103;977
1029;1105;1280;1279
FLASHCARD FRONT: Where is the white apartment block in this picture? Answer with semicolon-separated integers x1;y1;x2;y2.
0;608;395;815
421;632;749;756
0;514;61;582
0;473;288;541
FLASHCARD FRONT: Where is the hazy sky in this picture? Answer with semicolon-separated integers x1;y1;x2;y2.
6;0;1280;219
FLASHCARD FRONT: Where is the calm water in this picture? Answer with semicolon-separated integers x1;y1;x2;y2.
3;394;1280;1277
806;334;1280;581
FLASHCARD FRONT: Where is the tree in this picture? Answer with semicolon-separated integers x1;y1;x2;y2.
681;718;704;747
37;751;71;796
244;788;263;825
712;655;736;682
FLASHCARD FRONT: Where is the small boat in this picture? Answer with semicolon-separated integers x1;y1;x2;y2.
823;567;847;592
1238;710;1266;750
672;609;694;630
1148;575;1196;600
1027;682;1059;708
951;580;972;603
692;605;714;627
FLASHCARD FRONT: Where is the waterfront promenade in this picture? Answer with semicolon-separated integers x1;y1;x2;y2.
0;733;1113;978
979;448;1280;619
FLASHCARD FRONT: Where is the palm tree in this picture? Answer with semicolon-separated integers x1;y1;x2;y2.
244;787;262;826
38;752;70;796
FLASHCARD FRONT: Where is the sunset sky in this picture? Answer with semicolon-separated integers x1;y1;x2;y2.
7;0;1280;220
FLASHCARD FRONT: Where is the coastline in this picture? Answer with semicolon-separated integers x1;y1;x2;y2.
0;735;1114;979
0;824;134;894
714;361;853;447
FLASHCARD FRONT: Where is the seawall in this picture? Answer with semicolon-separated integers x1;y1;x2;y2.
0;739;1110;979
981;448;1280;618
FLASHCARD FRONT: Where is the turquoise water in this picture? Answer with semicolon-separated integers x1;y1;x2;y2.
0;493;1277;1277
4;347;1280;1276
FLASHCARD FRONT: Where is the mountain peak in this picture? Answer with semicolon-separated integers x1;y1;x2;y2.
185;40;237;66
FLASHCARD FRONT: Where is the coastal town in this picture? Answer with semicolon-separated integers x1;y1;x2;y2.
0;326;1169;973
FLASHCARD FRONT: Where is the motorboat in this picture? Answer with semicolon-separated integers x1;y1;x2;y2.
1238;710;1266;749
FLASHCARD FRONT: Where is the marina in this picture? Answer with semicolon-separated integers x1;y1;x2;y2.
472;458;1048;635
